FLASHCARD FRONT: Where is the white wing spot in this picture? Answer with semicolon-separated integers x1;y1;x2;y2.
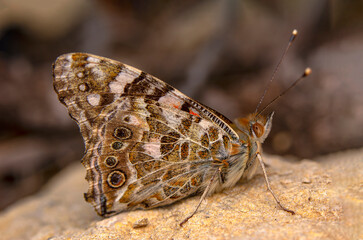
109;81;124;93
143;143;161;157
77;72;84;78
87;94;101;106
116;71;134;83
123;115;140;125
86;64;104;77
66;54;72;61
78;83;87;91
159;93;183;108
109;71;136;93
87;57;101;63
86;63;97;68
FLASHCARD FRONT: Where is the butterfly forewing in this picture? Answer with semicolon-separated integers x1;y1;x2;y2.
53;53;243;216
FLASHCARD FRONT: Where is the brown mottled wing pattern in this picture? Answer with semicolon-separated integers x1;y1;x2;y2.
53;53;242;216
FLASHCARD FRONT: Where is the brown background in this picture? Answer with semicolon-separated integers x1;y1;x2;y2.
0;0;362;212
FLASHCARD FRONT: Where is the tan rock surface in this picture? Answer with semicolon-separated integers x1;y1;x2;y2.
0;149;362;240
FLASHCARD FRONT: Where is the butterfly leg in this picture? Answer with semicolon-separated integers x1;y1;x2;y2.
256;152;295;214
179;169;219;227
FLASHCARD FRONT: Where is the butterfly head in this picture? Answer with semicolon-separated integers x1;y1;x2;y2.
234;112;274;143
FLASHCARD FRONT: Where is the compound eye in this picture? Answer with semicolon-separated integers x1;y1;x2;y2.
252;123;264;138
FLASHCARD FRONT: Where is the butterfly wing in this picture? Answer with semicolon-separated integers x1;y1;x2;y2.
53;53;243;216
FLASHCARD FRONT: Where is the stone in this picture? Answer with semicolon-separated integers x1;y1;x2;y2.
0;148;361;240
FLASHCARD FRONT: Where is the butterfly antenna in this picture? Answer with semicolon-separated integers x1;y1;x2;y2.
255;67;311;118
254;29;298;114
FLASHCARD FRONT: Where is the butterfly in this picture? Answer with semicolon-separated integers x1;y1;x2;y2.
53;52;296;226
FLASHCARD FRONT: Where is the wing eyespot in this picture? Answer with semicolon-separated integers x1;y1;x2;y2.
107;170;126;188
114;126;132;140
105;156;118;168
111;141;123;150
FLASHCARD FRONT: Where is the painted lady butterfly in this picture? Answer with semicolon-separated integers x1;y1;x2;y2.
53;49;305;225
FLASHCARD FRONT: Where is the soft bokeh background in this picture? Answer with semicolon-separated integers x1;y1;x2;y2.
0;0;362;211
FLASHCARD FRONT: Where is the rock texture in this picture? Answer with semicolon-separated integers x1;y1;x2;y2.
0;149;362;240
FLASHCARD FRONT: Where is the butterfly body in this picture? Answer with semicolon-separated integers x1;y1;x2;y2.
53;53;273;217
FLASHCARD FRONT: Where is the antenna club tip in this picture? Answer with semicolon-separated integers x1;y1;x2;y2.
304;67;312;76
289;29;298;42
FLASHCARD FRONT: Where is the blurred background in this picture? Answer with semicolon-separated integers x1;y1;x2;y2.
0;0;362;211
